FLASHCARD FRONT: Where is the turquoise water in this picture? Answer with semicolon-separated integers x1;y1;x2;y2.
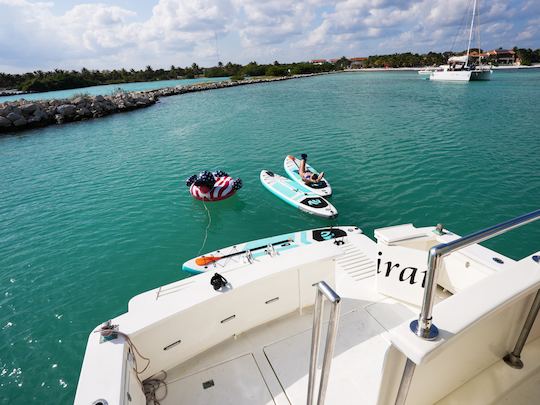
1;70;539;403
0;77;227;102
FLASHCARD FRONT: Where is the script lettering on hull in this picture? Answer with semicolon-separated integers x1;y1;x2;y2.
376;245;428;306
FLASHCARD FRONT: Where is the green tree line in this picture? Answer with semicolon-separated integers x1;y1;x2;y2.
363;48;540;68
513;47;540;66
0;60;336;93
1;48;539;93
363;52;448;68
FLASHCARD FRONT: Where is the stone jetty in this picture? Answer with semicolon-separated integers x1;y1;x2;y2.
0;74;324;134
0;91;157;133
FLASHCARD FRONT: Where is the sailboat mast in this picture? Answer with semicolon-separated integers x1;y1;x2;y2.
465;0;477;68
477;0;482;65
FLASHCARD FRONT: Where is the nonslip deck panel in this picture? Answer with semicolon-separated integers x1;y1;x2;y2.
160;354;275;405
263;309;391;405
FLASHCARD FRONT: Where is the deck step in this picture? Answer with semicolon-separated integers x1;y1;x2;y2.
336;242;376;281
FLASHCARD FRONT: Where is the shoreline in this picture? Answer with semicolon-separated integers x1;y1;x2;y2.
0;76;223;99
344;64;540;72
0;89;30;97
0;73;328;135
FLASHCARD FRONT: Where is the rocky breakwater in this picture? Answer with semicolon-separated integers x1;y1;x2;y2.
0;92;156;134
0;73;327;135
143;74;319;98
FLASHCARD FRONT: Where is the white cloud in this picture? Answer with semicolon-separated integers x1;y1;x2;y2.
60;4;138;51
234;0;317;47
0;0;235;70
0;0;537;72
304;0;536;57
515;17;540;42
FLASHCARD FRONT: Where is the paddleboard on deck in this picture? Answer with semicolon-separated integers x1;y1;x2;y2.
182;225;362;274
284;155;332;197
260;170;337;218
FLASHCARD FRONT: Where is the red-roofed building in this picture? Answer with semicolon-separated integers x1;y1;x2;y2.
350;57;368;68
310;59;327;65
486;49;516;65
468;51;489;58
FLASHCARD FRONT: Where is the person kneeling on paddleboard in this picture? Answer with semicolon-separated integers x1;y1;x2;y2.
289;154;325;185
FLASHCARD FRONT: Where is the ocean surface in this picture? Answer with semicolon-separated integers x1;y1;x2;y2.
1;70;539;403
0;77;227;102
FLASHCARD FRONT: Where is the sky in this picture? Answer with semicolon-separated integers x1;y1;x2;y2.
0;0;538;73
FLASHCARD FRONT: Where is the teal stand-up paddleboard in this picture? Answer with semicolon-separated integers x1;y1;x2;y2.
284;155;332;197
260;170;337;218
182;225;362;274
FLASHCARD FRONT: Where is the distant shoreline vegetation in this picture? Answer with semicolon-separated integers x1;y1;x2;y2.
0;61;338;94
1;47;539;94
362;47;540;68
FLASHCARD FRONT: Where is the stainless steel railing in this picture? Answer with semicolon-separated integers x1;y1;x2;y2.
503;288;540;369
411;208;540;340
395;209;540;405
307;281;342;405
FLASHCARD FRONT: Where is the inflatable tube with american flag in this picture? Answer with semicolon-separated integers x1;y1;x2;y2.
190;176;239;201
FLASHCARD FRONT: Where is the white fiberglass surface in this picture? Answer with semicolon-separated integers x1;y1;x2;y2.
159;354;274;405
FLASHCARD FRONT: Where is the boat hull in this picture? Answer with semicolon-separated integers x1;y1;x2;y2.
430;69;492;82
430;70;472;81
470;70;492;81
418;70;433;80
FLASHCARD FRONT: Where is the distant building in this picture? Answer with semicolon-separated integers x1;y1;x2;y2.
486;49;516;65
349;57;368;68
312;57;366;67
468;51;489;63
458;49;516;65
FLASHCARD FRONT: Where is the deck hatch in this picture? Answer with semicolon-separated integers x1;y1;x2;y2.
162;354;272;403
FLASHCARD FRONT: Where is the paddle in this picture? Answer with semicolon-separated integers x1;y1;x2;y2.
195;238;293;266
289;155;301;169
288;155;325;184
288;156;307;176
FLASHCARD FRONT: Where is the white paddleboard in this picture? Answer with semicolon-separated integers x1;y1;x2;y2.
260;170;337;218
284;155;332;197
182;225;362;274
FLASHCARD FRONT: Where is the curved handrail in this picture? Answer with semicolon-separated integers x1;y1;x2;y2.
411;208;540;339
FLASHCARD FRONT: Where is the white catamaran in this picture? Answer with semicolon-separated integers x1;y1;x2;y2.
430;0;492;82
75;210;540;405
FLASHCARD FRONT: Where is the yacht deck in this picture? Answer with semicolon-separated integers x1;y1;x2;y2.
157;234;451;405
74;218;540;405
